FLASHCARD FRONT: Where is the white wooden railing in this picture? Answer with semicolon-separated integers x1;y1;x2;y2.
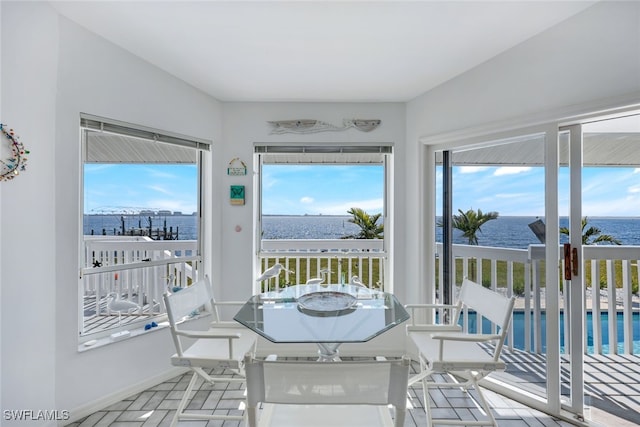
81;236;637;354
436;243;640;356
81;236;199;336
258;239;386;293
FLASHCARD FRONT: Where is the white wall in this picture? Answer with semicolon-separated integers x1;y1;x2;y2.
218;102;407;303
214;102;409;359
1;2;59;424
54;13;223;416
1;2;222;423
404;1;640;303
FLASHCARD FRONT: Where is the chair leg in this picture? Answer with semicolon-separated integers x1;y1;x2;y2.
423;380;434;427
392;406;406;427
419;357;434;427
247;405;258;427
171;368;246;426
421;373;498;427
171;370;200;427
468;375;498;427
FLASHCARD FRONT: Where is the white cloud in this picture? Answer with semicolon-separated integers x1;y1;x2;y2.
144;167;178;179
147;199;196;213
494;167;531;176
300;196;314;204
459;166;489;174
628;184;640;194
316;198;384;216
84;164;116;173
494;192;530;199
582;197;640;217
261;172;278;189
148;185;173;195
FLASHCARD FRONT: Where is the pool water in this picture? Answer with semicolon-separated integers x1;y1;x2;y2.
461;311;640;354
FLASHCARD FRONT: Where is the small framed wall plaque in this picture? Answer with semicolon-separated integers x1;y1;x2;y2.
230;185;245;205
227;157;247;176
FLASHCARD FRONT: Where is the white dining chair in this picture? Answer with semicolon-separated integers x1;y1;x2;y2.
163;275;257;427
244;355;411;427
407;278;516;427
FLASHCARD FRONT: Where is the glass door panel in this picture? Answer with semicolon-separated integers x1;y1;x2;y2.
434;131;556;405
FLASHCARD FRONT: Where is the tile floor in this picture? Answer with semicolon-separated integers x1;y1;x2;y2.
66;360;582;427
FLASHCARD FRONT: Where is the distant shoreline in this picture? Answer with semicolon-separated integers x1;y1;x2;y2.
86;213;639;219
259;214;640;219
84;215;640;247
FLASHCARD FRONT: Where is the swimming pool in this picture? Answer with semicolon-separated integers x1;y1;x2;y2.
462;311;640;354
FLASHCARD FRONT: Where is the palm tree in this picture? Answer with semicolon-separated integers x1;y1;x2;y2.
440;208;499;245
343;207;383;239
560;216;621;245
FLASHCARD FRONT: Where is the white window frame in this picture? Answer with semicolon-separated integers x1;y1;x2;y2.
78;114;210;347
253;143;394;292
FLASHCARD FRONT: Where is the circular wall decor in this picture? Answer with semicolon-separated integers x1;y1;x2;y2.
1;123;29;181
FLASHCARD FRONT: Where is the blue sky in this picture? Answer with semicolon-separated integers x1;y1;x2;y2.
440;166;640;217
262;164;384;215
84;164;197;214
84;163;639;217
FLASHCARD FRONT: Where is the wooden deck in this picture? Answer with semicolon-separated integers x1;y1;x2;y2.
496;349;640;425
82;295;160;335
65;354;639;426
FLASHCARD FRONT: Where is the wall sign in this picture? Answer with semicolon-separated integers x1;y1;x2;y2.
227;157;247;176
230;185;245;205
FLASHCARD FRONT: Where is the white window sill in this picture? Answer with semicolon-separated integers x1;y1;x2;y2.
77;321;170;353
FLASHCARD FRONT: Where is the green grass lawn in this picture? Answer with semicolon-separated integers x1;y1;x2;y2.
436;258;638;295
262;256;638;295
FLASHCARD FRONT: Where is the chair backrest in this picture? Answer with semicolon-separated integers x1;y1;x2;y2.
245;356;410;426
459;278;516;359
163;276;214;355
164;276;213;322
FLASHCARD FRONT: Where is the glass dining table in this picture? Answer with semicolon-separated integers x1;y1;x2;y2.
233;284;410;361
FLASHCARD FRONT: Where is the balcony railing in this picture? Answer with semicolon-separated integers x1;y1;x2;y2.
259;239;386;293
80;236;638;355
81;236;199;337
436;243;640;356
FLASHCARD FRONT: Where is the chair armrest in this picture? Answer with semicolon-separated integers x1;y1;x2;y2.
404;303;457;310
405;304;459;328
176;330;241;340
430;332;501;342
212;301;247;307
430;332;502;361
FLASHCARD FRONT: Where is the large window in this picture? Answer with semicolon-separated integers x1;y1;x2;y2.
79;114;209;344
255;144;392;291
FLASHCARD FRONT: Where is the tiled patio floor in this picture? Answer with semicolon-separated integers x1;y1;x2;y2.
496;350;640;426
66;359;587;427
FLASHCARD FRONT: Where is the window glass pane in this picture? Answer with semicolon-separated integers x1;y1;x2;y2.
257;157;388;292
261;164;384;239
80;124;202;342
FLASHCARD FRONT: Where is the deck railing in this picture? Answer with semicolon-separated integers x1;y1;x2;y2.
258;239;386;293
81;236;637;354
81;236;199;336
436;243;639;356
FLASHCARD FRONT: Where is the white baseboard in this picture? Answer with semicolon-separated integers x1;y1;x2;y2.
63;367;187;426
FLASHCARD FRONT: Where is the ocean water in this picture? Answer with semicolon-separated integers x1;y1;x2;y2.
84;214;198;240
261;215;362;240
84;214;640;248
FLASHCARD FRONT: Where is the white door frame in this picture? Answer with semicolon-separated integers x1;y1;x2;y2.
419;100;640;422
423;124;565;415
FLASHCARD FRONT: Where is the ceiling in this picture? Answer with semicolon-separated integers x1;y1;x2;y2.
50;1;596;102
